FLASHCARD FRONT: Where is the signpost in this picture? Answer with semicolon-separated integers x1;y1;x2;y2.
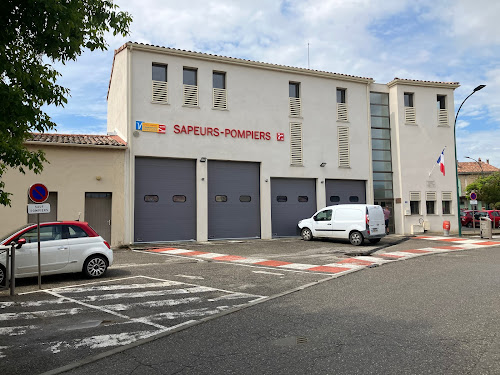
28;183;49;289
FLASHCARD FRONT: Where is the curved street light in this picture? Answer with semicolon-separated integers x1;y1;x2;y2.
465;156;484;178
454;85;486;236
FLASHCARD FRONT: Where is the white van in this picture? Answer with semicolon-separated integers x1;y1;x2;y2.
297;204;386;246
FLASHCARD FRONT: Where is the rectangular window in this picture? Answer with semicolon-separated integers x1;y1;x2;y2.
183;67;198;106
289;82;300;98
337;88;348;121
437;95;448;126
404;92;416;124
183;68;197;85
152;64;168;104
442;191;452;214
410;191;421;215
426;191;437;215
289;82;301;117
213;71;227;110
152;64;167;82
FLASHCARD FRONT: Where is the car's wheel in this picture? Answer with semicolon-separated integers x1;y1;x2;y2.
467;222;473;228
83;255;108;278
349;231;364;246
369;238;381;244
301;228;313;241
0;265;5;287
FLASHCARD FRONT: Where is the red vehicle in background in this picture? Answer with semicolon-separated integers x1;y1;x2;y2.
461;210;500;228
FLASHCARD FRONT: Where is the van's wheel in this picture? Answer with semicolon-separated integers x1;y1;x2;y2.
301;228;313;241
0;265;5;287
369;238;381;244
83;255;108;278
349;231;364;246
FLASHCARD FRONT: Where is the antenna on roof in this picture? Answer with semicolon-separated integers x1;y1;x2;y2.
307;42;310;69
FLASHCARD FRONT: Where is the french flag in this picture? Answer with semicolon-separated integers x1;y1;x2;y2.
437;149;445;176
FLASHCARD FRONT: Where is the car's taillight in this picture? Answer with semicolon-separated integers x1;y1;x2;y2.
366;214;369;225
103;241;111;249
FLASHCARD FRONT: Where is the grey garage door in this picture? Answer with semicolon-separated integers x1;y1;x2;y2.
325;179;366;205
208;161;260;239
271;178;317;237
135;157;196;242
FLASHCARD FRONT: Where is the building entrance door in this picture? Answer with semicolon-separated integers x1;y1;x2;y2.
85;192;112;243
374;199;394;234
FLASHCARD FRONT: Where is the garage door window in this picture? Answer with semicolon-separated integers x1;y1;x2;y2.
349;196;359;202
298;196;309;202
144;195;159;202
173;195;186;202
239;195;251;202
277;196;287;202
215;195;227;202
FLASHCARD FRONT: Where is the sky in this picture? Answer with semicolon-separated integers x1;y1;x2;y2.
45;0;500;166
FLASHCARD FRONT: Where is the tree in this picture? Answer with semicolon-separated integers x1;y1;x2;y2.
465;172;500;208
0;0;132;206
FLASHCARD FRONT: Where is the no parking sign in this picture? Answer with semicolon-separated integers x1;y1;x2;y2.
29;183;49;203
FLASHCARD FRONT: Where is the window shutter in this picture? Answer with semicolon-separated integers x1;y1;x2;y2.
152;81;168;104
337;103;348;121
213;88;227;109
426;191;437;201
289;97;301;117
183;84;198;106
442;191;453;201
290;122;303;166
338;126;350;168
438;109;448;126
405;107;416;124
410;191;421;201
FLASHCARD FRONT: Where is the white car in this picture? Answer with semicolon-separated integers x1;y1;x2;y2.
298;204;386;245
0;221;113;286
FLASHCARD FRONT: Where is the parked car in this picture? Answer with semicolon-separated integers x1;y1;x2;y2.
474;210;500;228
461;210;474;227
298;204;386;246
0;221;113;286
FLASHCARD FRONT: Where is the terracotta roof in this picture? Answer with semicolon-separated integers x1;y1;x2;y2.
387;78;460;88
27;133;127;147
458;160;499;173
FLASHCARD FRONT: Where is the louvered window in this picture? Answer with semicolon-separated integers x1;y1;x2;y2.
338;126;350;168
437;95;448;126
442;191;452;214
426;191;436;214
152;64;168;104
290;122;303;166
404;92;416;124
289;82;301;117
410;191;421;215
213;72;227;110
426;191;437;201
183;68;198;106
337;88;348;121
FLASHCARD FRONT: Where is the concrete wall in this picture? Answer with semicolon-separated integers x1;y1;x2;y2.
0;145;126;247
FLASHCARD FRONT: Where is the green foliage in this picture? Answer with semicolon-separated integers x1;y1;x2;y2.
0;0;132;205
465;172;500;207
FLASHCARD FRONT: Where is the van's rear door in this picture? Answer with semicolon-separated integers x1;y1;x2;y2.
367;206;385;235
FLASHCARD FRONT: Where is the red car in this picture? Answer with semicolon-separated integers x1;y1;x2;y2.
461;210;500;228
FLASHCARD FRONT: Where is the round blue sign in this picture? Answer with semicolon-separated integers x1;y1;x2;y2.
29;183;49;203
470;192;477;200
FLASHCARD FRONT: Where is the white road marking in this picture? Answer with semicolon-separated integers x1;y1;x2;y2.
0;325;37;336
132;250;205;262
175;274;205;280
102;297;202;311
0;346;7;358
321;263;363;269
194;252;228;259
52;281;183;294
252;270;285;276
277;263;319;270
146;306;232;321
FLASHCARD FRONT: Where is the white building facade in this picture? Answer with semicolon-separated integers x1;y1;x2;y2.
107;42;460;243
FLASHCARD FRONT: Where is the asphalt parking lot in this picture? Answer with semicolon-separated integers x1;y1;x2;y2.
2;234;497;374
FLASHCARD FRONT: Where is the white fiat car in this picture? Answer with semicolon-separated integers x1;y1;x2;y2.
0;221;113;286
298;204;386;246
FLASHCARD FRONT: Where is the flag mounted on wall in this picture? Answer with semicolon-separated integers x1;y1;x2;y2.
436;149;445;176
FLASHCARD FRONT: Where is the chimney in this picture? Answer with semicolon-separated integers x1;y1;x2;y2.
487;159;490;164
478;157;482;162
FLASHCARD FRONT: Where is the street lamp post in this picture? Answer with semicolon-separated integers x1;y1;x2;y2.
454;84;486;237
465;156;484;178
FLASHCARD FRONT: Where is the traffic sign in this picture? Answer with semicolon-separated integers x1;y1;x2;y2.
29;183;49;203
27;203;50;214
470;192;477;200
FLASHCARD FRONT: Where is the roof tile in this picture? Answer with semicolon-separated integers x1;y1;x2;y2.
458;161;499;173
28;133;127;147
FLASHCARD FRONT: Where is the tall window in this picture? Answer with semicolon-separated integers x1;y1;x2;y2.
404;92;416;124
437;95;446;109
337;88;348;121
442;191;452;214
213;71;227;109
289;82;301;117
410;192;421;215
370;92;393;200
183;67;198;106
152;64;168;104
437;95;448;126
426;192;437;215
